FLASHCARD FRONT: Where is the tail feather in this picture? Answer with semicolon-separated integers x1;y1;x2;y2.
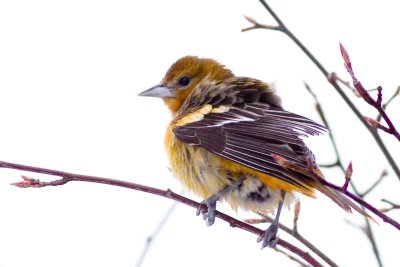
312;181;373;220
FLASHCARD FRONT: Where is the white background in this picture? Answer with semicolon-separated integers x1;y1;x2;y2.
0;1;399;266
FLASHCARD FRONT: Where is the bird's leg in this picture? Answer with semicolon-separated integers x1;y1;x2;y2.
257;190;286;249
197;174;245;226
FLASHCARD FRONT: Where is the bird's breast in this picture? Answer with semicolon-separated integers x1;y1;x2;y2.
164;125;296;212
165;125;230;199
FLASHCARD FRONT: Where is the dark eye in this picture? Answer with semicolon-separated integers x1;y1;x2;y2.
178;76;191;86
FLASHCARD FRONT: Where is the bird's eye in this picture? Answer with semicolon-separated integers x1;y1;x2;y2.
178;76;191;86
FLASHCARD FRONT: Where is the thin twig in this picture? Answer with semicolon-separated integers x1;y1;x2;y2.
248;213;339;267
303;82;342;169
304;83;383;267
377;86;400;122
0;160;323;267
360;170;388;198
271;154;400;230
380;199;400;213
340;44;400;141
243;0;400;180
274;247;312;267
242;15;283;32
328;72;360;97
319;161;340;168
304;76;384;267
247;3;393;263
135;201;179;267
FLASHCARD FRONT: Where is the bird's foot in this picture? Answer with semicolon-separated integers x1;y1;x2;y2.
196;199;217;226
257;223;279;249
196;174;246;226
257;189;286;249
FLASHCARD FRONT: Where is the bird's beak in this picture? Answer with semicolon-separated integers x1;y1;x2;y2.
138;84;174;98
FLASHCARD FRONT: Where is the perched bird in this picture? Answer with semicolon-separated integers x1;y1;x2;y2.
139;56;365;248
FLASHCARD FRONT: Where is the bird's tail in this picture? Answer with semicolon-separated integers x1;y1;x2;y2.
310;180;372;220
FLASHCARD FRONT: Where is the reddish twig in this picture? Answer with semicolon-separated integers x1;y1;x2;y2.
247;212;339;267
380;199;400;213
271;154;400;231
328;72;360;97
242;15;282;32
377;86;400;122
245;202;339;267
0;160;323;267
274;247;312;267
343;162;352;191
243;0;400;181
340;43;400;141
303;82;383;266
363;116;392;134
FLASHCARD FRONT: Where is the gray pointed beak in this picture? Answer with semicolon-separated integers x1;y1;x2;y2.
138;84;174;98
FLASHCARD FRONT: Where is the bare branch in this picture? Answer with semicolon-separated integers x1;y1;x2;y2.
303;83;383;267
247;212;339;267
270;154;400;230
242;15;282;32
243;0;400;180
246;4;392;266
340;44;400;141
328;72;360;97
274;247;312;267
381;199;400;213
377;86;400;122
343;161;353;191
1;160;323;267
360;170;388;198
135;201;179;267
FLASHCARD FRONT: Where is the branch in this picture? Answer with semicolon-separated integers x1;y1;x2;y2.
303;82;383;267
0;160;323;267
327;72;360;97
135;201;179;267
243;0;400;180
246;209;339;267
360;169;388;198
273;247;311;267
377;86;400;122
271;154;400;231
244;5;396;265
380;199;400;213
242;15;283;32
340;44;400;141
303;82;341;169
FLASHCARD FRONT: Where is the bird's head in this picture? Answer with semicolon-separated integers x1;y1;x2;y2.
139;56;233;114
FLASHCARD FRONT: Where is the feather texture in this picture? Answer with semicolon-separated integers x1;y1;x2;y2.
173;77;326;193
141;56;367;216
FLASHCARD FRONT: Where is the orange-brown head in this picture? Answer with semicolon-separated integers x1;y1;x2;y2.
139;56;234;114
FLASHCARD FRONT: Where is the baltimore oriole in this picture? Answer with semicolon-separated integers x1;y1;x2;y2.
139;56;365;248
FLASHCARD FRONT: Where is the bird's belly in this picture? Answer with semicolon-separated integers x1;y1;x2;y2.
224;175;296;212
166;134;295;212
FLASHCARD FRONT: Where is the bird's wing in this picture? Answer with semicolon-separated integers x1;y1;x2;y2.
172;77;372;216
172;77;326;192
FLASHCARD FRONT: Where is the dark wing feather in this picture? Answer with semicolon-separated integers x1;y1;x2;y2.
173;77;326;191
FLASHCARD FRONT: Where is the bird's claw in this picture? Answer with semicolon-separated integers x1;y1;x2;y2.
196;200;217;226
196;176;245;226
257;223;279;249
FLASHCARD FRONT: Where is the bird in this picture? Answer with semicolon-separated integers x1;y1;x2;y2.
138;56;366;248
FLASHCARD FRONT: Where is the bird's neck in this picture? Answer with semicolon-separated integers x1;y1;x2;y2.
163;98;182;115
163;87;192;115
